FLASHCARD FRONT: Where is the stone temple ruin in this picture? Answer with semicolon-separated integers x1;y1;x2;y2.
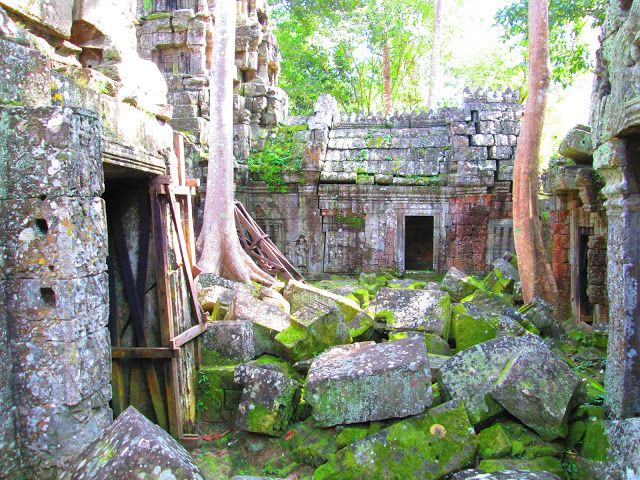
237;88;522;277
0;0;639;479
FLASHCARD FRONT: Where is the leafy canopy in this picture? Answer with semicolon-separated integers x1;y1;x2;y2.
494;0;605;87
272;0;434;114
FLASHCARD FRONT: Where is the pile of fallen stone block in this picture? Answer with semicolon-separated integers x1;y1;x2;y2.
189;255;611;479
60;256;613;479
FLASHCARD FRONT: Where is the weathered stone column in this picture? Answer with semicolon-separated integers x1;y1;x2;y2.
595;139;640;419
0;107;111;478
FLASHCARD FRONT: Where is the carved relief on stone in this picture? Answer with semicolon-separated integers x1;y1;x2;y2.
293;234;309;270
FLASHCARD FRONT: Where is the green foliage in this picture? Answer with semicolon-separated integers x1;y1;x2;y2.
273;0;434;114
246;125;305;192
495;0;605;87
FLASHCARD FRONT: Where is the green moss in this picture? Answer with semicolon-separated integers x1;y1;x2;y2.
479;457;566;479
374;309;395;325
431;383;443;406
247;125;305;192
201;349;238;367
0;98;24;106
423;333;450;355
145;11;172;20
567;421;586;449
336;427;369;449
275;324;319;362
571;405;605;421
478;424;512;459
246;405;284;436
580;420;609;461
199;365;237;390
253;354;302;381
284;419;339;467
453;313;497;351
313;401;478;480
337;213;365;228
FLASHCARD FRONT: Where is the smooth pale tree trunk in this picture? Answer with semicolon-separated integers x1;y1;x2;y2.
197;0;273;285
426;0;442;110
512;0;558;307
383;39;392;115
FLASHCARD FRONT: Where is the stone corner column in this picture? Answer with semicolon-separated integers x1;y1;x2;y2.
0;106;112;478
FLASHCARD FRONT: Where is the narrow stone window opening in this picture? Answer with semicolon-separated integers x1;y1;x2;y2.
405;216;434;270
40;287;56;307
471;110;480;133
34;218;48;236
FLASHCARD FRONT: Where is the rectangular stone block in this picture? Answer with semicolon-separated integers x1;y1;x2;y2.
0;0;73;38
12;329;110;406
306;339;432;426
0;107;103;199
201;320;278;362
0;197;107;279
4;274;108;325
470;134;495;146
489;146;513;160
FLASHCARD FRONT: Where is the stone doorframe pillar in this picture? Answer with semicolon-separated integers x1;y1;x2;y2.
595;138;640;419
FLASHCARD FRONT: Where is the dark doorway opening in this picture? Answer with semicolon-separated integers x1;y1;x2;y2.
578;229;594;319
405;216;434;270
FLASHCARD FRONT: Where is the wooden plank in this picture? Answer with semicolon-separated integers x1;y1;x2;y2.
174;133;186;186
112;347;178;359
149;185;183;438
170;323;208;350
111;361;125;418
166;186;204;326
186;178;200;188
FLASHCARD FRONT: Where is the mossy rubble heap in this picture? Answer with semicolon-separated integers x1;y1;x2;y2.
193;257;612;480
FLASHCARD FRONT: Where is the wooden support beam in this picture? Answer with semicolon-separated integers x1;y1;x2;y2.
170;323;208;350
112;347;179;359
149;184;183;438
166;185;204;326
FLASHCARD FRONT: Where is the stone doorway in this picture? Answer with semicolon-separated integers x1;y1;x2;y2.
404;216;434;270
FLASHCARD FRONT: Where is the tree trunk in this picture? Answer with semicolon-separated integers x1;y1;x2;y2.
512;0;558;307
197;0;273;285
383;39;391;115
426;0;442;110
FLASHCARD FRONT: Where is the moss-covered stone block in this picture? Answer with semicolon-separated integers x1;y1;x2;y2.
424;333;451;355
336;426;369;449
440;336;547;426
453;313;497;351
370;288;451;337
234;362;302;437
200;387;225;423
478;457;565;479
440;267;481;302
283;418;339;468
313;400;478;480
490;345;581;441
284;279;360;323
347;310;374;339
275;323;319;363
580;420;609;461
567;421;586;449
478;424;512;459
306;340;432;426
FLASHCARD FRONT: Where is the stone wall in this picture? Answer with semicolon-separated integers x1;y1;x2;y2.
0;106;112;478
542;125;608;325
238;89;522;277
137;0;288;226
590;0;640;422
0;1;197;477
